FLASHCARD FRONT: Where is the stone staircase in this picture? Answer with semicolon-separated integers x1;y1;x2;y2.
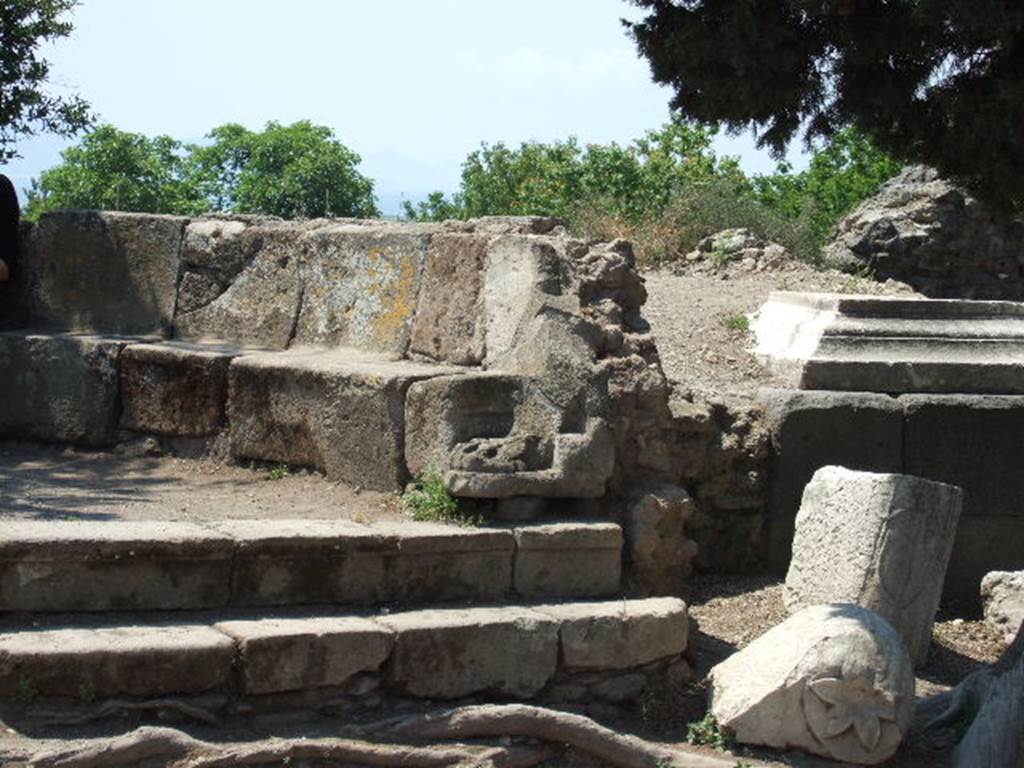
0;517;689;709
0;211;693;716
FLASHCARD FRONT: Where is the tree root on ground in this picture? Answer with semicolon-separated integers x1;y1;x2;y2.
35;697;223;727
914;623;1024;768
24;703;741;768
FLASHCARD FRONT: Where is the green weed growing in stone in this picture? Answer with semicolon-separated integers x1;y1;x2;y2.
685;712;735;751
402;472;480;527
708;245;734;267
265;463;290;481
723;314;749;332
15;673;38;704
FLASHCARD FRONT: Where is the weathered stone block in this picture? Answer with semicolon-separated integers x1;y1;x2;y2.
295;224;433;354
23;210;184;334
215;617;394;694
982;571;1024;643
902;393;1024;611
0;625;234;698
784;466;962;665
539;597;689;670
212;519;394;607
758;388;904;570
228;350;457;489
512;522;621;598
409;233;488;364
375;521;514;602
381;606;559;699
120;341;238;436
0;332;126;445
404;373;523;478
625;486;698;594
709;604;914;766
0;521;234;612
175;222;306;348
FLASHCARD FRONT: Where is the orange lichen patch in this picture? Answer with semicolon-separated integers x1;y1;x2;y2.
368;249;420;347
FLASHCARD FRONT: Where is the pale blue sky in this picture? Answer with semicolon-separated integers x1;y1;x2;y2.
2;0;807;214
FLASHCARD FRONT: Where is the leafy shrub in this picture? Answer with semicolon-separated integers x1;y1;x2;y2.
402;472;481;527
685;712;735;751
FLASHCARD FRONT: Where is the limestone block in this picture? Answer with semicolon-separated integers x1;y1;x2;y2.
785;466;962;665
625;486;699;595
539;597;689;670
24;210;184;334
295;224;432;354
214;519;394;606
404;373;523;478
175;222;306;348
709;604;915;765
120;341;239;436
512;522;621;598
409;232;488;364
516;524;618;602
902;393;1024;611
0;625;234;698
375;521;514;602
381;606;559;699
215;617;394;694
177;218;254;315
981;571;1024;643
228;350;457;490
0;521;234;612
0;332;125;446
758;388;904;570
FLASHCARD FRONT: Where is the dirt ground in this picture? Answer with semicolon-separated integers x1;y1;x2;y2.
0;441;402;524
642;257;918;402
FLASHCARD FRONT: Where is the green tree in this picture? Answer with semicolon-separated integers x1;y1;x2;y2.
1;0;91;162
753;128;902;241
25;124;203;218
626;0;1024;211
188;121;378;218
405;117;741;223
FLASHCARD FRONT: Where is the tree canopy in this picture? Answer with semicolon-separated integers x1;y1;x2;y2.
0;0;91;162
626;0;1024;211
26;121;379;220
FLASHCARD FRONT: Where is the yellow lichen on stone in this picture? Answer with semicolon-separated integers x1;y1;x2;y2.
369;251;419;347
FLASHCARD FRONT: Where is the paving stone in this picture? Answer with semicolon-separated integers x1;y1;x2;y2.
228;350;458;490
513;522;622;598
216;617;394;694
120;341;240;436
0;521;234;612
784;466;962;665
380;606;559;699
0;332;127;446
538;597;689;670
23;210;184;334
0;625;234;698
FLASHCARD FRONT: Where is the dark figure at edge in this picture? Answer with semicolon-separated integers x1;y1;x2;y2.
0;174;17;282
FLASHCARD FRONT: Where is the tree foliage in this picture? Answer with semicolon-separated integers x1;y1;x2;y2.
0;0;91;162
26;125;203;217
403;118;743;222
188;121;378;219
26;121;379;220
626;0;1024;211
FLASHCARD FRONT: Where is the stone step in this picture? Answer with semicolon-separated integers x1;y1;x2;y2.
753;291;1024;394
0;519;622;613
0;598;689;706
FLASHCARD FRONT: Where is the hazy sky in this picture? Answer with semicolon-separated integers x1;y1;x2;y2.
2;0;807;213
